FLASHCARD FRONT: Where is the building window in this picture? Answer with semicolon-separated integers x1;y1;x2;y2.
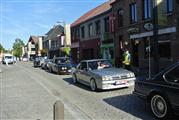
104;17;109;32
144;0;152;19
117;9;124;27
81;26;85;38
95;20;101;35
130;3;137;24
167;0;173;13
159;41;171;59
75;29;80;39
31;48;36;51
51;41;55;49
88;23;93;36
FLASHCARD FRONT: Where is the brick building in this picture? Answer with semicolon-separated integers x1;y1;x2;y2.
71;0;115;64
111;0;179;73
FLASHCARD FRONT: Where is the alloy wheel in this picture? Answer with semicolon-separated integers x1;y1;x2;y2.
90;79;97;91
151;94;168;119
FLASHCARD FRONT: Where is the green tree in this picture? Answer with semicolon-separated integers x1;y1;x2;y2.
12;38;25;58
0;43;5;53
61;47;71;57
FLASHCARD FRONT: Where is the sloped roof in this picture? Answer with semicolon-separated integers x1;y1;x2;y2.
71;0;114;27
28;36;38;44
45;25;64;41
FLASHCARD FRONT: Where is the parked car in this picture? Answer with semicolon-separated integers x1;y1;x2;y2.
71;59;135;91
48;57;72;74
2;54;14;64
133;62;179;119
41;59;52;70
22;57;28;62
33;56;45;67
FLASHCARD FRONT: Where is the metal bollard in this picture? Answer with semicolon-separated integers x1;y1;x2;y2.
54;100;64;120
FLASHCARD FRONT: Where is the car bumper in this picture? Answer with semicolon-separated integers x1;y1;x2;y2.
59;69;71;74
100;78;135;90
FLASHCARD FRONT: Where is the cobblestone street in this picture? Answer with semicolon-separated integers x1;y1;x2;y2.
0;62;158;120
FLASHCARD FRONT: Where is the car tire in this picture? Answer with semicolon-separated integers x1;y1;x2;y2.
90;79;97;91
72;74;78;84
150;94;171;119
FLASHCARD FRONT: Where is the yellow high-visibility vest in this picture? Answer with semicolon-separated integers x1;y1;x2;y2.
123;54;131;65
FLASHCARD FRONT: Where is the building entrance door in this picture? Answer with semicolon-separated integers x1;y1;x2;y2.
132;40;139;67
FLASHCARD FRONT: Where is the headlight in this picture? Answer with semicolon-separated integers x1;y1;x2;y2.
61;67;67;70
127;73;135;77
102;76;110;81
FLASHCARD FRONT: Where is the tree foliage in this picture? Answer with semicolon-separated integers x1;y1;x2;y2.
40;48;47;57
61;47;71;56
12;38;25;58
0;44;5;53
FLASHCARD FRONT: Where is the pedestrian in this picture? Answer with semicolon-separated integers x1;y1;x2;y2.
122;49;131;70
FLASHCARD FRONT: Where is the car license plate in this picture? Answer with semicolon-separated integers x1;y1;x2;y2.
115;80;127;85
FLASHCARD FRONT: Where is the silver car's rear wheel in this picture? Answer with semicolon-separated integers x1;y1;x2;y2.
90;79;97;91
150;94;170;119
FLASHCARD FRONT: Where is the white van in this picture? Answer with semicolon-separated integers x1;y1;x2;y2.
3;54;14;64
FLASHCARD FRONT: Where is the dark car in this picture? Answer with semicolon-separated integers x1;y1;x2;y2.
133;62;179;119
48;57;72;74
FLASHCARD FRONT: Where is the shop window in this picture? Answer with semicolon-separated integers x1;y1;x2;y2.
159;41;171;59
103;48;114;60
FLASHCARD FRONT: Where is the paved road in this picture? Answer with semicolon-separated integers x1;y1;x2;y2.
1;62;156;120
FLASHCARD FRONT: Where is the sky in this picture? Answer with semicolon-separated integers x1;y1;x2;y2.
0;0;108;50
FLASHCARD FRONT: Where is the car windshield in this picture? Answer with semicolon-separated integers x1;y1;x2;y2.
56;58;70;65
5;56;13;59
88;60;112;70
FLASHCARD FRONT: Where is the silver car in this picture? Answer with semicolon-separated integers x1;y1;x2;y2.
71;59;135;91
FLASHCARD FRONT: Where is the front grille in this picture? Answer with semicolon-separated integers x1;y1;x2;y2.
112;76;120;80
121;75;128;79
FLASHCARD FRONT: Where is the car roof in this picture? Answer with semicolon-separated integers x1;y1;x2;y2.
80;59;108;62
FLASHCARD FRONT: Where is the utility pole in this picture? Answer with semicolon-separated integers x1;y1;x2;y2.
152;0;159;75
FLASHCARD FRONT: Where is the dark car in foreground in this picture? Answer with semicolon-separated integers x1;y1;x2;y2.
48;57;72;74
133;62;179;119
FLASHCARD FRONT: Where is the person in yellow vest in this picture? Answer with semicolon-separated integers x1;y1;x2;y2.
122;49;131;70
